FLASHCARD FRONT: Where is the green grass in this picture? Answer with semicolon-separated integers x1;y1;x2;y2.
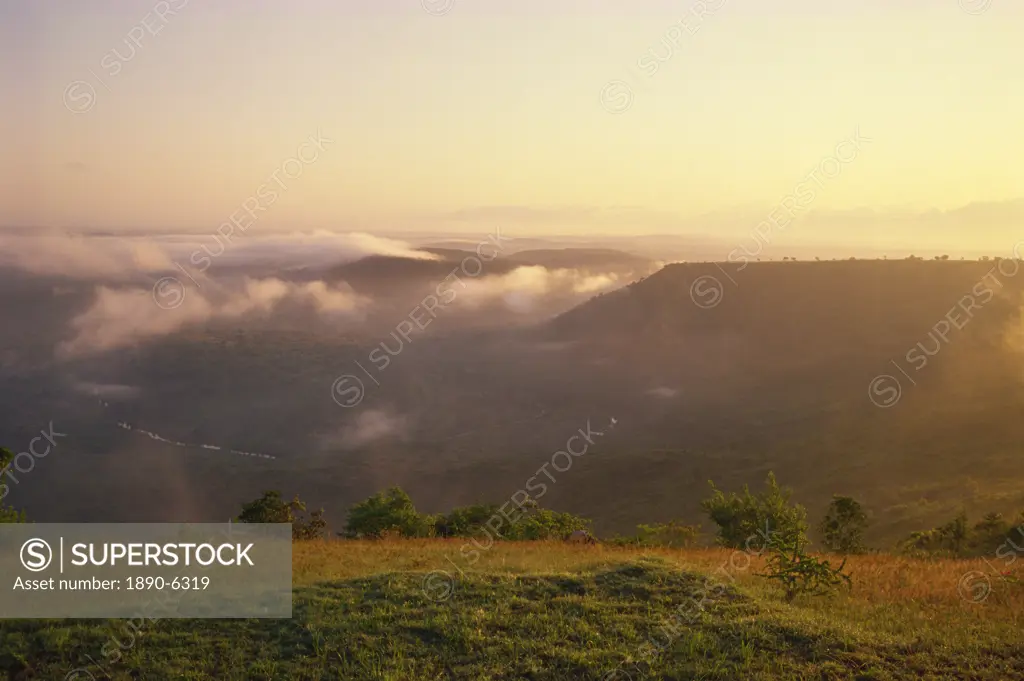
2;542;1022;680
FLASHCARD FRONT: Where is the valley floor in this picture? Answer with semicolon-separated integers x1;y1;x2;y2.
3;541;1022;680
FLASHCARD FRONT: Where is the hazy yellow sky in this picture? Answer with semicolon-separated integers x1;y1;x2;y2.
3;0;1022;248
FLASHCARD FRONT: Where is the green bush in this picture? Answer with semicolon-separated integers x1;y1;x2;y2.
339;486;594;541
900;509;1024;558
901;510;969;557
701;472;808;549
607;521;700;548
237;490;328;540
507;505;590;540
760;532;852;602
971;512;1012;554
343;487;431;538
819;495;868;554
0;504;25;523
0;447;26;524
427;499;590;541
434;503;503;537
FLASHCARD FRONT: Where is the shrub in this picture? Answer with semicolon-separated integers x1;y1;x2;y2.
429;499;590;541
901;510;971;557
901;509;1024;558
701;472;808;549
507;506;590;540
607;521;700;548
637;521;700;547
237;490;328;540
819;495;868;554
294;508;328;540
343;487;431;539
0;447;26;523
972;512;1012;554
760;532;852;602
434;503;503;538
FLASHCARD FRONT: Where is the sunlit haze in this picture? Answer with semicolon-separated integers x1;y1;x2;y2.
3;0;1023;256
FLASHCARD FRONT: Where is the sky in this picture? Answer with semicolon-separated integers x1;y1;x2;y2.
2;0;1022;252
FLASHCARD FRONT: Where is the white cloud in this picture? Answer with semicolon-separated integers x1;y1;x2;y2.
58;277;370;357
455;266;624;312
0;231;175;279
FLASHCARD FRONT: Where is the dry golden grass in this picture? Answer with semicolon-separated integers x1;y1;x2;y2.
293;539;1023;631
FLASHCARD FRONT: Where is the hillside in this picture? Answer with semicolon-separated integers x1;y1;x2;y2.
3;541;1021;680
549;259;1024;354
323;253;511;295
3;259;1024;549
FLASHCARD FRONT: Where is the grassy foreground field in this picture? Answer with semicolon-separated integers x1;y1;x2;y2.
2;541;1022;680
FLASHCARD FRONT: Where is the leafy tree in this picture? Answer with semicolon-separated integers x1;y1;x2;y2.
0;447;26;523
237;490;328;540
343;487;430;538
760;532;852;602
819;495;868;554
701;472;808;549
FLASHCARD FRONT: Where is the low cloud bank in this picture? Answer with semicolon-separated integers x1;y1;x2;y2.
189;231;440;271
0;232;176;279
456;266;624;313
0;230;438;280
58;277;370;357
